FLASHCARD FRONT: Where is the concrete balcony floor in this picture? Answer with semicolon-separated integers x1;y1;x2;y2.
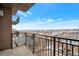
0;45;35;56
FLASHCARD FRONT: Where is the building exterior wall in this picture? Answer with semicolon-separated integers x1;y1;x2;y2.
0;7;12;50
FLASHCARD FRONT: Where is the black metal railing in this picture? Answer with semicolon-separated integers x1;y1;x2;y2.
53;36;79;56
12;32;79;56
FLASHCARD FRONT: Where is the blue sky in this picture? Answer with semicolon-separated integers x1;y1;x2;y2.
12;3;79;30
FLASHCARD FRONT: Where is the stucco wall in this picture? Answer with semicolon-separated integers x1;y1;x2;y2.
0;7;12;50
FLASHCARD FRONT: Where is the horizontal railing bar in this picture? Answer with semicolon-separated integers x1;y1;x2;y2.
26;32;79;41
34;37;52;41
53;36;79;42
12;32;79;42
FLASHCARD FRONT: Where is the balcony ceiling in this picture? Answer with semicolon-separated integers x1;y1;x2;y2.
0;3;34;15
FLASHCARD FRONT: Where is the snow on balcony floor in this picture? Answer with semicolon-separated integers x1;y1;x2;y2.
0;45;35;56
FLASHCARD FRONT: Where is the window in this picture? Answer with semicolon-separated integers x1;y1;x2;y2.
0;9;3;16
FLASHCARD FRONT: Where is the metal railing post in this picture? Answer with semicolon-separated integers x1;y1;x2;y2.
50;37;53;56
53;37;56;56
25;32;27;46
32;34;35;54
11;33;13;49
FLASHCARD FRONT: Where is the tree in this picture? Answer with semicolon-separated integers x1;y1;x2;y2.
12;16;19;25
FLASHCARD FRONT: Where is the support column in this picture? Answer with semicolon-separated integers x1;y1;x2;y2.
0;7;12;50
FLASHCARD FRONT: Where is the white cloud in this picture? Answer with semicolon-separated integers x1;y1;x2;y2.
16;10;32;17
17;10;28;17
30;22;38;25
50;19;79;29
32;18;55;25
29;21;44;25
29;18;45;25
26;11;32;15
46;19;55;22
12;23;31;30
12;18;79;30
57;18;63;21
34;18;45;22
38;21;44;24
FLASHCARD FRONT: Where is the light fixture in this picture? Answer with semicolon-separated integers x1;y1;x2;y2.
0;9;3;16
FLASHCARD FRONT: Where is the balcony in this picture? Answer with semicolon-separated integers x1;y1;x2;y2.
0;31;79;56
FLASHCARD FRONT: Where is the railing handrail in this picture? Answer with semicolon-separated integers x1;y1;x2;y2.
12;32;79;42
25;32;79;41
53;36;79;42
